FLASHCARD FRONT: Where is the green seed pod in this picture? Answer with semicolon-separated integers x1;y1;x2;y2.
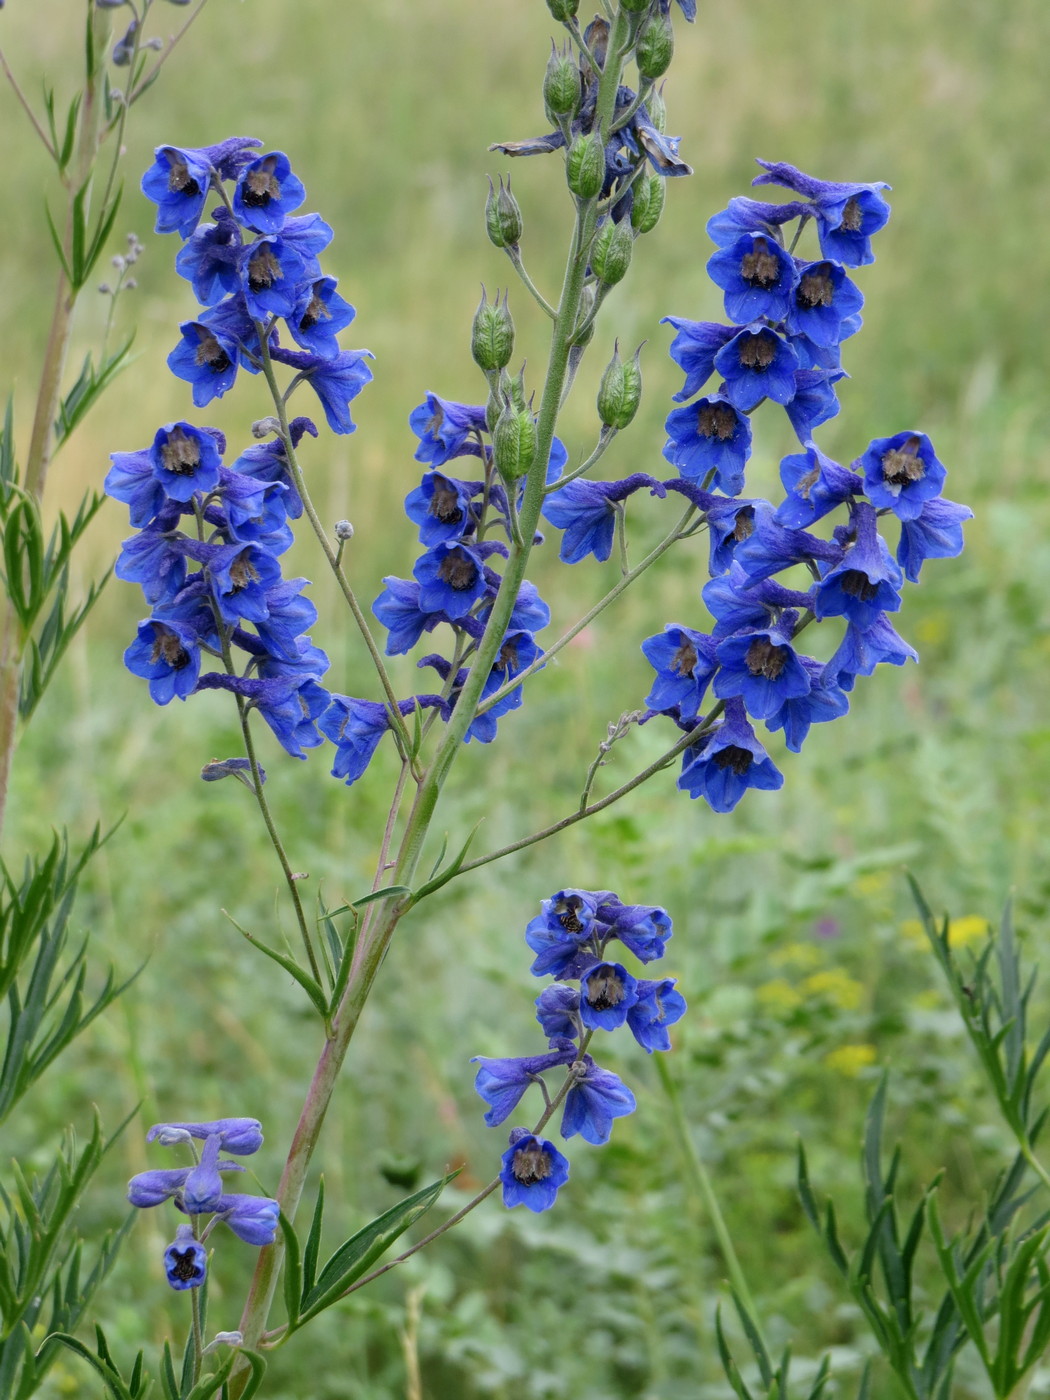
636;12;674;80
646;84;668;134
566;131;605;200
591;218;635;286
485;176;523;249
544;42;581;122
572;284;598;350
546;0;578;19
632;172;665;234
493;399;536;484
471;289;515;373
597;341;644;430
619;0;649;12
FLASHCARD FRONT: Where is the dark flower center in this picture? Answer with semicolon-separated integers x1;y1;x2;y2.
152;630;190;670
738;333;776;371
881;438;925;486
512;1144;552;1186
797;266;835;309
247;245;283;292
698;402;737;441
732;508;755;542
169;1248;201;1283
299;289;330;331
194;330;231;373
585;967;626;1012
713;744;753;776
429;481;463;525
438;552;476;591
160;426;201;476
672;638;698;677
840;197;863;232
745;636;788;679
795;464;821;500
556;899;585;934
229;553;260;592
167;158;200;197
498;640;519;672
243;159;281;208
739;238;780;287
840;569;878;602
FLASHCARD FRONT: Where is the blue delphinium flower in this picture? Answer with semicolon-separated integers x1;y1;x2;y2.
561;1058;636;1146
124;618;201;704
774;442;862;529
142;137;262;238
784;259;864;345
541;474;665;564
321;697;416;787
239;235;307;319
714;617;813;721
858;430;947;520
269;345;375;435
784;367;846;442
472;1045;578;1126
813;503;903;631
524;889;604;978
167;319;240;405
500;1129;570;1212
289;277;357;356
627;977;687;1053
662;396;752;495
706;232;799;325
413;542;489;618
147;1117;264;1154
641;625;718;718
232;150;307;234
215;1193;280;1245
605;903;674;963
373;577;439;655
766;656;850;752
661;318;738;401
164;1225;207;1291
180;1134;226;1214
678;698;784;812
578;962;639;1032
896;496;972;582
409;394;489;466
175;210;244;305
713;324;800;412
824;614;918;692
535;984;581;1042
146;422;223;502
752;160;891;267
404;472;481;545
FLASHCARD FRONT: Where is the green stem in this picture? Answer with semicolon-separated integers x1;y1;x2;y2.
655;1055;770;1354
504;246;556;319
190;1284;204;1386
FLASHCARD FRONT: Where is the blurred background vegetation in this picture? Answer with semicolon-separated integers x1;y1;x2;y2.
2;0;1049;1395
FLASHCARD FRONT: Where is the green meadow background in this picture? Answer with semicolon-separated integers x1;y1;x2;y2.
2;1;1049;1395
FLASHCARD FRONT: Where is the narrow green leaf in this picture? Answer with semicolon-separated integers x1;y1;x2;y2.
227;917;328;1020
302;1177;326;1298
58;94;82;171
730;1287;772;1388
797;1140;819;1231
229;1350;266;1400
70;184;88;290
714;1304;754;1400
160;1340;180;1400
0;397;15;488
823;1199;849;1277
278;1208;303;1332
300;1172;455;1321
80;185;124;289
184;1352;236;1400
348;884;412;910
43;202;74;283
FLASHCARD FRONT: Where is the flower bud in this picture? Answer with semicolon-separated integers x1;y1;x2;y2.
631;172;665;234
572;285;598;350
566;132;605;201
487;366;528;432
486;176;523;249
636;13;674;80
597;342;643;430
646;85;668;134
591;219;634;286
544;43;582;122
472;289;515;373
492;399;536;484
545;0;578;18
334;519;355;541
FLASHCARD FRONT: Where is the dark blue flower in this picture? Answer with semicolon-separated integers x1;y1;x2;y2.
701;562;812;639
409;395;489;466
472;1046;577;1126
180;1133;226;1214
146;422;223;503
766;656;850;752
753;160;891;267
413;542;489;618
713;325;800;412
785;368;846;443
706;195;811;248
541;474;665;564
477;628;542;723
232;151;306;234
627;977;687;1052
147;1117;264;1155
896;496;972;582
269;345;374;435
128;1167;198;1208
124;617;201;703
142;138;261;238
813;503;903;631
774;443;862;529
707;232;799;325
320;696;408;787
217;468;292;549
254;676;330;758
228;418;316;519
288;277;356;357
734;504;842;585
535;984;581;1043
641;626;718;718
116;520;188;605
579;962;639;1032
174;210;244;305
278;213;334;269
206;543;283;626
605;903;674;964
561;1057;636;1146
373;577;438;655
525;890;604;978
678;698;784;812
105;447;167;528
662;396;751;495
215;1193;280;1246
661;318;738;402
167;319;239;405
239;235;307;319
164;1225;207;1291
784;259;864;345
404;472;481;545
823;614;918;692
858;430;947;521
499;1129;570;1212
714;618;813;721
252;576;318;661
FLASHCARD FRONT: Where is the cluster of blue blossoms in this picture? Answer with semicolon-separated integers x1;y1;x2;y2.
127;1118;278;1291
536;160;971;812
473;890;683;1211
